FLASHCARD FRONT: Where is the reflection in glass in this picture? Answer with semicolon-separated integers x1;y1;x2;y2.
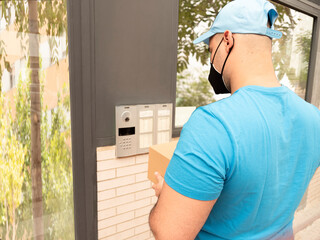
0;1;74;239
175;0;313;127
271;1;313;99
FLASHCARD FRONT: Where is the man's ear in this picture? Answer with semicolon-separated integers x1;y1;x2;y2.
223;30;234;53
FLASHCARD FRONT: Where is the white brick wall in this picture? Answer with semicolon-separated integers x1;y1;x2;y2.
97;143;320;239
97;145;155;240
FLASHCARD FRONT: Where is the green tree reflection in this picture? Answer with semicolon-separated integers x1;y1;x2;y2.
0;1;73;239
176;0;303;106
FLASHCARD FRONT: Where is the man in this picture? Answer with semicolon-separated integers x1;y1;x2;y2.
149;0;320;239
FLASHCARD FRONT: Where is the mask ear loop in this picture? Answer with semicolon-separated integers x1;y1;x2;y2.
211;37;224;65
220;36;234;92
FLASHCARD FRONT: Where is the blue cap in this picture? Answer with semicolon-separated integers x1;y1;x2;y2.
193;0;282;45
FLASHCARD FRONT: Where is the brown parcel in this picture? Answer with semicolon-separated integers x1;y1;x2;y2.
148;139;179;184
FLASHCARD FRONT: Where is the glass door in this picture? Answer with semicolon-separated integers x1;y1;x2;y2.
0;1;74;239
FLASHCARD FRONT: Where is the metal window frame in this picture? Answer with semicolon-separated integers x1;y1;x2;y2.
67;0;97;239
67;0;180;238
173;0;320;138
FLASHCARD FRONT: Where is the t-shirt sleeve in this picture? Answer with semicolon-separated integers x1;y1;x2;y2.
164;106;234;201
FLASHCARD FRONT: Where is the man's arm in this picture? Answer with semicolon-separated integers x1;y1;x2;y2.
149;179;217;240
148;107;231;239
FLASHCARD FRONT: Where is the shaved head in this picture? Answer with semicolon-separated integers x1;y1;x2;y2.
208;21;277;94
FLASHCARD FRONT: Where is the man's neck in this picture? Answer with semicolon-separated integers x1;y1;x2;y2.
229;58;280;94
231;75;281;94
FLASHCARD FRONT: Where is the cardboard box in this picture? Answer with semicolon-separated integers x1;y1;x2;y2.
148;139;179;184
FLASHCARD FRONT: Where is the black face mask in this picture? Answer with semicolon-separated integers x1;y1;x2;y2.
209;37;234;94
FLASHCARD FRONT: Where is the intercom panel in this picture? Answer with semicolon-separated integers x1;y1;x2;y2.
115;103;172;157
137;104;156;154
115;105;138;157
155;103;172;145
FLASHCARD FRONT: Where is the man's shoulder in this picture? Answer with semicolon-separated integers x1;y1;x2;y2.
286;89;320;119
184;103;232;137
185;98;241;141
201;94;248;123
190;98;237;123
303;100;320;117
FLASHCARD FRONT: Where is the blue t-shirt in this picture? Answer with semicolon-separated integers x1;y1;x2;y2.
164;85;320;240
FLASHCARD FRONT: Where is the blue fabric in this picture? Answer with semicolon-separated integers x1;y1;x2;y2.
164;85;320;240
193;0;282;45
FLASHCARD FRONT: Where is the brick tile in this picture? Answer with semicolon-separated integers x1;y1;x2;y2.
97;149;116;161
147;235;155;240
116;220;135;233
151;196;158;204
98;211;134;230
117;215;149;232
136;154;149;163
117;198;151;215
135;204;154;218
98;175;135;191
103;228;135;240
98;208;116;221
135;223;150;235
97;169;116;182
98;225;116;239
116;163;148;177
136;172;148;182
127;231;150;240
135;188;154;200
116;181;150;197
97;157;135;171
98;189;116;202
98;193;135;211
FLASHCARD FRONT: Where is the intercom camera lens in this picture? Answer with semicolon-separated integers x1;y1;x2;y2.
125;117;130;122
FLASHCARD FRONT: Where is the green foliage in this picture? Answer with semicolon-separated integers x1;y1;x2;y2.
295;30;312;88
0;66;73;239
0;1;73;239
176;70;215;108
296;31;312;64
177;0;297;74
0;1;68;83
0;39;10;92
270;1;297;82
12;73;34;239
38;0;68;65
176;0;299;107
177;0;229;73
0;94;26;239
41;85;74;240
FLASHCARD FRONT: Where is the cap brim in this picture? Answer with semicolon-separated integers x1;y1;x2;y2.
193;30;215;45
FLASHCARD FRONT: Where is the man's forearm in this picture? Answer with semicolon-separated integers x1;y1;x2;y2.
149;199;159;238
149;173;164;238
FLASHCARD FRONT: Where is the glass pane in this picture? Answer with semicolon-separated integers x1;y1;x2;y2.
175;0;314;127
270;1;313;99
175;0;232;128
0;1;74;239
